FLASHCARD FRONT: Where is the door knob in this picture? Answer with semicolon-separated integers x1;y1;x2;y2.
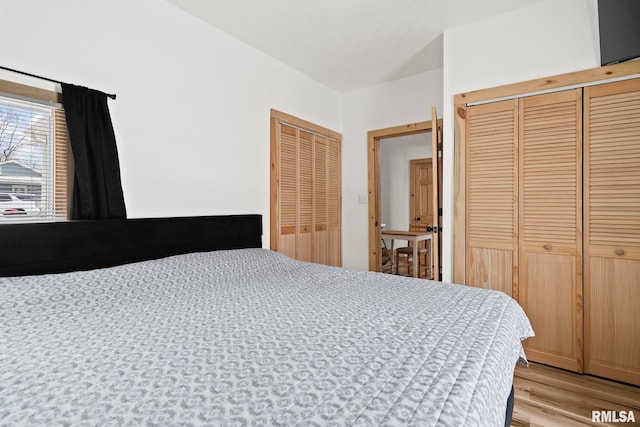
615;249;625;256
543;244;553;251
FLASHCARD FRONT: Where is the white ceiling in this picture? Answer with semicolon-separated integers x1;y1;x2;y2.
166;0;543;92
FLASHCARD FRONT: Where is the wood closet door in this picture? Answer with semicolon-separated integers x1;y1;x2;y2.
584;79;640;386
297;130;314;262
277;124;299;260
465;99;518;296
313;136;329;265
271;114;342;267
274;125;313;262
518;90;583;372
313;135;342;267
326;139;342;266
409;159;433;233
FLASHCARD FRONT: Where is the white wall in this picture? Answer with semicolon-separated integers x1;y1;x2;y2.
0;0;342;247
342;68;443;270
441;0;600;282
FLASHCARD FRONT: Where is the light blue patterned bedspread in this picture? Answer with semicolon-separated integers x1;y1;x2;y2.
0;248;533;426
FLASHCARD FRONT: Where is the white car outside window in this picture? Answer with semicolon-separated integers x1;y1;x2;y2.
0;193;41;216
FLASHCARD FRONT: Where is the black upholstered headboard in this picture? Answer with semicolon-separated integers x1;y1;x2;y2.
0;214;262;277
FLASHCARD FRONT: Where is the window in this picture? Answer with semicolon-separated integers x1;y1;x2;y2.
0;79;71;222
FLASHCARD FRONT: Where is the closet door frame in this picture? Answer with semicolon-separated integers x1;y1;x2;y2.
367;119;443;273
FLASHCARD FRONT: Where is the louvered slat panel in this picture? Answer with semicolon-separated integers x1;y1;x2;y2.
327;140;341;266
314;137;327;225
521;95;579;246
327;141;340;227
296;131;313;262
465;99;517;296
588;84;640;247
279;125;297;229
271;111;341;266
468;105;515;243
590;90;640;105
313;136;328;265
298;131;313;229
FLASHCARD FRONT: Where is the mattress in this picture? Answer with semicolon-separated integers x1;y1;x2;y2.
0;248;533;426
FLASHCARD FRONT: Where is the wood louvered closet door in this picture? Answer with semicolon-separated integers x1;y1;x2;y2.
313;136;342;266
277;124;299;260
465;99;518;296
518;90;583;372
460;65;640;385
584;79;640;385
271;111;342;267
326;139;341;266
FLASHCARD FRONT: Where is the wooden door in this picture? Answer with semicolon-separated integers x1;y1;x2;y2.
314;135;329;265
275;124;299;260
584;78;640;386
410;158;433;278
410;158;433;231
275;125;314;262
297;130;314;262
327;139;342;266
518;89;583;372
465;99;518;296
312;135;342;267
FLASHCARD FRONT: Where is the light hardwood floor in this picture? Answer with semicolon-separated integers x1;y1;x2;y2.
512;363;640;426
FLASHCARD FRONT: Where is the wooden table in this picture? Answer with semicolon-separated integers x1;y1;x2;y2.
381;230;432;278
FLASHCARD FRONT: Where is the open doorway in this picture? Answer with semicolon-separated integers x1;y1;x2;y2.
367;118;443;279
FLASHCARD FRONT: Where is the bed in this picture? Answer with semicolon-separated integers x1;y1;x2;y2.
0;215;533;426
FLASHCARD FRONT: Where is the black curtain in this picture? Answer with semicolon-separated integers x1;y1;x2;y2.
62;84;126;220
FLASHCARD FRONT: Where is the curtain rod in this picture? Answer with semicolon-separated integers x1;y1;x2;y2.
0;65;117;100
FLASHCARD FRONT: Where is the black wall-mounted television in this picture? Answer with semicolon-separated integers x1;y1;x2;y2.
598;0;640;66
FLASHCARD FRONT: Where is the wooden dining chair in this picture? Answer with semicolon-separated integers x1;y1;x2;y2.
395;245;431;279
